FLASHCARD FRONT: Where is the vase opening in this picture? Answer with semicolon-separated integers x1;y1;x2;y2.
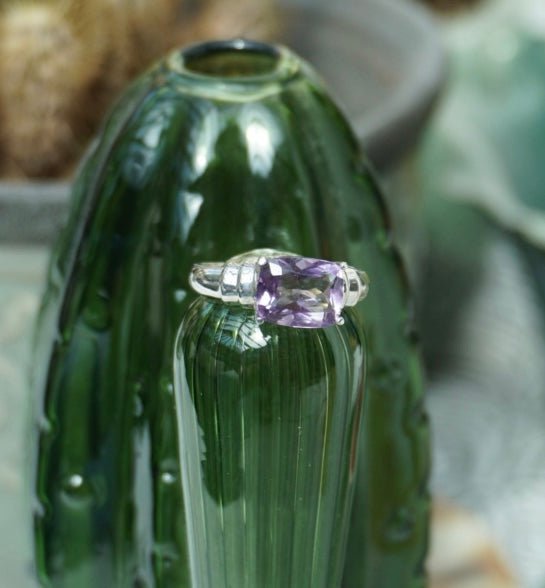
182;40;282;80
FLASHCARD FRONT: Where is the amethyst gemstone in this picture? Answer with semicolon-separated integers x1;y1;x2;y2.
256;256;345;328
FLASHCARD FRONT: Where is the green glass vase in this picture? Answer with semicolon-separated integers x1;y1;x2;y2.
174;298;365;587
31;39;429;587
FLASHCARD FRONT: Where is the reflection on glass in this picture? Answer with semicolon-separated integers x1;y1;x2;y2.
174;298;366;588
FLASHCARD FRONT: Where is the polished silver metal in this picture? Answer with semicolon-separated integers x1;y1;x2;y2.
189;248;370;311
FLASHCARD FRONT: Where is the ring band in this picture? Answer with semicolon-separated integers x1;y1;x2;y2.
189;249;369;329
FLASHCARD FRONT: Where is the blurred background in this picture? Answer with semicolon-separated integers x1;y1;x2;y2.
1;0;545;586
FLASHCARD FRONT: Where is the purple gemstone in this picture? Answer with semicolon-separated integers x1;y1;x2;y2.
256;256;345;328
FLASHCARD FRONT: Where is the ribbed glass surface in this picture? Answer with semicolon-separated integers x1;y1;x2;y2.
174;299;365;588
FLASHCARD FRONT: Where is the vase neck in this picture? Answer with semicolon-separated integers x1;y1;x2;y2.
167;39;304;101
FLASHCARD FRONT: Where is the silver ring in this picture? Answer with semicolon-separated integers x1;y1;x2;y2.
189;248;369;329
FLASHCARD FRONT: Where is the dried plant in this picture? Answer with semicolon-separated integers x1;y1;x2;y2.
0;0;277;179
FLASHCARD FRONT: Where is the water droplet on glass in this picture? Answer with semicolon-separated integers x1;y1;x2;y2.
385;506;416;543
160;377;174;396
123;143;156;188
55;327;72;347
153;542;179;570
370;358;405;395
133;571;150;587
161;472;176;485
49;261;63;290
132;378;147;421
174;289;187;303
408;399;428;429
68;474;83;488
32;497;46;520
38;414;54;435
403;316;419;346
376;229;394;253
133;395;144;418
160;458;179;486
60;473;94;507
82;289;111;331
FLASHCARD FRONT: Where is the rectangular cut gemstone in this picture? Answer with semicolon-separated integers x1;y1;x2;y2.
256;256;345;328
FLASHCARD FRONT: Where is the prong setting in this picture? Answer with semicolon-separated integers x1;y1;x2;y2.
342;268;369;307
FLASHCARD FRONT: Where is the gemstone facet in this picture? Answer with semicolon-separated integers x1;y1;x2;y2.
256;256;345;327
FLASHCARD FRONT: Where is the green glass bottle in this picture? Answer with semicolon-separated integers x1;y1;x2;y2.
31;40;429;586
174;298;365;588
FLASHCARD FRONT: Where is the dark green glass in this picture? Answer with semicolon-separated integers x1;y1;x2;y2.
31;40;429;587
174;299;365;587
